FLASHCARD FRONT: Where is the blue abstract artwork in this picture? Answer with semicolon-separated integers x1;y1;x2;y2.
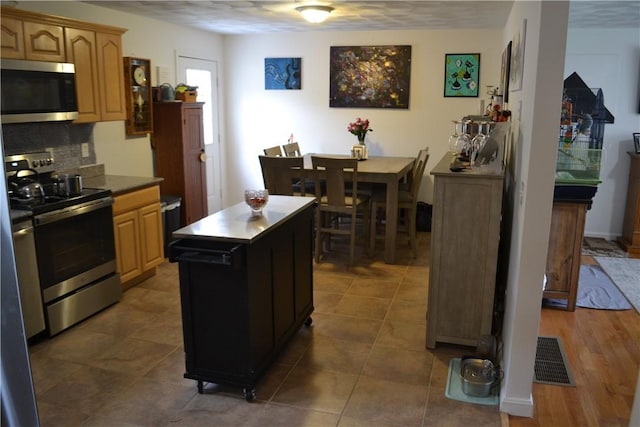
265;57;301;90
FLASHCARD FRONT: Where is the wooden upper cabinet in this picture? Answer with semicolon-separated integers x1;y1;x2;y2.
1;16;25;59
96;32;126;122
23;20;65;62
1;6;127;123
65;27;101;122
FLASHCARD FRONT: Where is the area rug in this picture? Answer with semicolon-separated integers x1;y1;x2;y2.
582;237;628;258
543;265;632;310
595;256;640;313
576;265;632;310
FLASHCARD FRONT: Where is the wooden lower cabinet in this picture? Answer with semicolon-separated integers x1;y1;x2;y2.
619;152;640;257
543;201;588;311
169;197;315;399
426;154;504;349
112;185;164;288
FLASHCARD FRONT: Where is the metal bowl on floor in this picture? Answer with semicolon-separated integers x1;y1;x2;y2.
460;357;497;397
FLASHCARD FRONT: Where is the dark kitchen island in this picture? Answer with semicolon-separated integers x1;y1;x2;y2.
169;195;316;401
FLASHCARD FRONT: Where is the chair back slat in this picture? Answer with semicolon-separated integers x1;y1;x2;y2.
263;146;283;156
410;149;430;198
259;155;306;195
311;156;358;207
283;142;301;157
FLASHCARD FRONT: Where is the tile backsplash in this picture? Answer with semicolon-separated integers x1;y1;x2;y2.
2;121;97;171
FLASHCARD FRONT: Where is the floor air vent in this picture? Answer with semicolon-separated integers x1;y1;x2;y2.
534;336;576;386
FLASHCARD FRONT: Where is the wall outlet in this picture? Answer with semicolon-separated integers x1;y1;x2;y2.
81;143;89;158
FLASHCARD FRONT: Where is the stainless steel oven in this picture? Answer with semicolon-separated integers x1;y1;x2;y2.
6;152;121;336
33;195;121;335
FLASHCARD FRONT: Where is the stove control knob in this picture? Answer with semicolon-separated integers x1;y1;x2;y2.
46;158;52;165
31;160;39;168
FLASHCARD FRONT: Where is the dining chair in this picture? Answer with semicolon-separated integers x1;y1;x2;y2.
263;145;283;156
311;156;370;266
283;142;301;157
369;148;430;258
259;155;307;196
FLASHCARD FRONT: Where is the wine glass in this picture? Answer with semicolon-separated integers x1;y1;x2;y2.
448;121;465;156
244;189;269;217
456;121;472;159
449;120;460;155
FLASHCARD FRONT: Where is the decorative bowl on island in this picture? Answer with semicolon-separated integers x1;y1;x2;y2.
244;189;269;217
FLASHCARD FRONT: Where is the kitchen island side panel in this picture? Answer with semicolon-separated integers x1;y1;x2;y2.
171;198;314;392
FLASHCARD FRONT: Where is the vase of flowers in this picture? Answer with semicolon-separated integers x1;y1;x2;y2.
348;118;373;144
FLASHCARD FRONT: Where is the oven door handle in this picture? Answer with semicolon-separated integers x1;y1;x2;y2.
34;197;113;225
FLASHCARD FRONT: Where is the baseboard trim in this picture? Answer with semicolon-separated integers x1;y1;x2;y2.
500;394;534;418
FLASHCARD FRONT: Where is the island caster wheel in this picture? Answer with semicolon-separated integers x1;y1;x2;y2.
197;381;204;394
304;317;313;326
243;387;256;402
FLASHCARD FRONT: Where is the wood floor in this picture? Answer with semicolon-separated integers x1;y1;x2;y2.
508;255;640;427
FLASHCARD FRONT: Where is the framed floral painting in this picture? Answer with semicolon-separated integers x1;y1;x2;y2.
329;45;411;109
444;53;480;97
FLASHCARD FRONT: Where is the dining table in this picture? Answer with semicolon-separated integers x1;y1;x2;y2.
302;153;416;264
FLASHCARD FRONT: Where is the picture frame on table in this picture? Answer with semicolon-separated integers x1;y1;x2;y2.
444;53;480;97
634;133;640;154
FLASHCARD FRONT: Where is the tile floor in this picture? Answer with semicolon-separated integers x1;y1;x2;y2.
28;232;502;426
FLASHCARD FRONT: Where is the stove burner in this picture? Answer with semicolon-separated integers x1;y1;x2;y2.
9;188;112;215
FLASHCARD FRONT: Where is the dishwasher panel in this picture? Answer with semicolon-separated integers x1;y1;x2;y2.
12;220;46;339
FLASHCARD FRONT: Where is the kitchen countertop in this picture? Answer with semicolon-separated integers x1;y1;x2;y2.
55;163;163;196
173;195;316;243
9;166;163;223
82;174;163;196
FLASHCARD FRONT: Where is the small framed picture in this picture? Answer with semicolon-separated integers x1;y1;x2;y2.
265;57;301;90
444;53;480;97
634;133;640;154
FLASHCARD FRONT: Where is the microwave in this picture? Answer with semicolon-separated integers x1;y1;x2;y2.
1;59;78;124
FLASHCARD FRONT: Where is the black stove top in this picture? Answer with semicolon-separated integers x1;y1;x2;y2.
10;187;112;216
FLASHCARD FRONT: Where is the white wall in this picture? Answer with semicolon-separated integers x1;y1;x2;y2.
499;1;569;417
15;1;225;177
565;29;640;240
222;30;502;206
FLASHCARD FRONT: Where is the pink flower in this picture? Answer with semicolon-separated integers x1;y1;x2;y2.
347;118;373;141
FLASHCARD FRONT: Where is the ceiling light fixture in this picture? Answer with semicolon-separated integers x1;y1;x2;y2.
296;5;334;23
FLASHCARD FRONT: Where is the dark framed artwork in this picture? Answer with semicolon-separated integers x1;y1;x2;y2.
265;57;301;90
444;53;480;97
634;133;640;154
329;45;411;109
501;41;512;103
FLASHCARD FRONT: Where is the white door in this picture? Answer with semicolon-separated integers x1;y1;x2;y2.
177;55;222;214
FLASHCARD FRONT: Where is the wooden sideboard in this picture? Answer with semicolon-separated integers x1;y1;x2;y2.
426;154;504;349
543;201;589;311
619;152;640;258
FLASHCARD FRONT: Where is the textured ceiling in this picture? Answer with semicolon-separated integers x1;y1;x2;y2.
82;0;640;35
